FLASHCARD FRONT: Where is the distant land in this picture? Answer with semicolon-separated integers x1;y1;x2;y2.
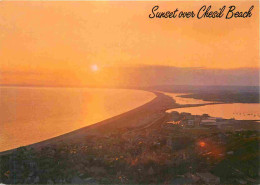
1;84;259;103
179;92;259;103
144;85;260;103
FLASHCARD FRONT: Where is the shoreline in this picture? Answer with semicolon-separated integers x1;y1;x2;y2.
1;91;259;184
2;90;258;155
0;91;177;155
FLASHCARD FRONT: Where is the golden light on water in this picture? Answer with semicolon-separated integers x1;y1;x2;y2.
0;88;156;151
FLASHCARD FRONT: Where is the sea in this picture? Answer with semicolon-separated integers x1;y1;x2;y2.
0;86;155;152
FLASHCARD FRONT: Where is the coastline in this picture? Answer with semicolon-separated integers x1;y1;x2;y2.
0;91;176;155
1;91;259;184
2;90;256;155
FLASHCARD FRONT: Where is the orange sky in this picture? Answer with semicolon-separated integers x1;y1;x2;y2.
0;1;259;86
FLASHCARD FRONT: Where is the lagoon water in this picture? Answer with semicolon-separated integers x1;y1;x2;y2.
0;87;155;152
165;92;260;121
168;103;260;120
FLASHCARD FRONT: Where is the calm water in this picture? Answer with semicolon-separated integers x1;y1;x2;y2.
0;87;155;151
165;92;260;121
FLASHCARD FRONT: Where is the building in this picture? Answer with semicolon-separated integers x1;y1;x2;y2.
180;112;193;120
200;119;217;125
169;111;180;121
187;120;195;126
205;117;223;121
194;116;202;126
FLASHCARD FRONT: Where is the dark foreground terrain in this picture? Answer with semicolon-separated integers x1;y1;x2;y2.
0;110;259;184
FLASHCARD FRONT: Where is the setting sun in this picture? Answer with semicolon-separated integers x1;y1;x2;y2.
91;64;99;72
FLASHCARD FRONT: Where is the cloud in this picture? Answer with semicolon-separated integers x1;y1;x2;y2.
110;65;259;87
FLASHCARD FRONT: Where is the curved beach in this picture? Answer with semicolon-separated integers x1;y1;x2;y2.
0;91;176;155
0;87;157;152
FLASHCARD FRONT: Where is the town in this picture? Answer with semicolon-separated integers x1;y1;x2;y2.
0;110;258;184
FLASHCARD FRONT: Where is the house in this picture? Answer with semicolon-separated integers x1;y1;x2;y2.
167;111;181;121
207;117;222;120
180;112;193;119
200;119;217;127
194;116;202;126
187;120;195;126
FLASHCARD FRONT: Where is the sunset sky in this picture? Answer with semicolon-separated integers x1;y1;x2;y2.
0;1;259;87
